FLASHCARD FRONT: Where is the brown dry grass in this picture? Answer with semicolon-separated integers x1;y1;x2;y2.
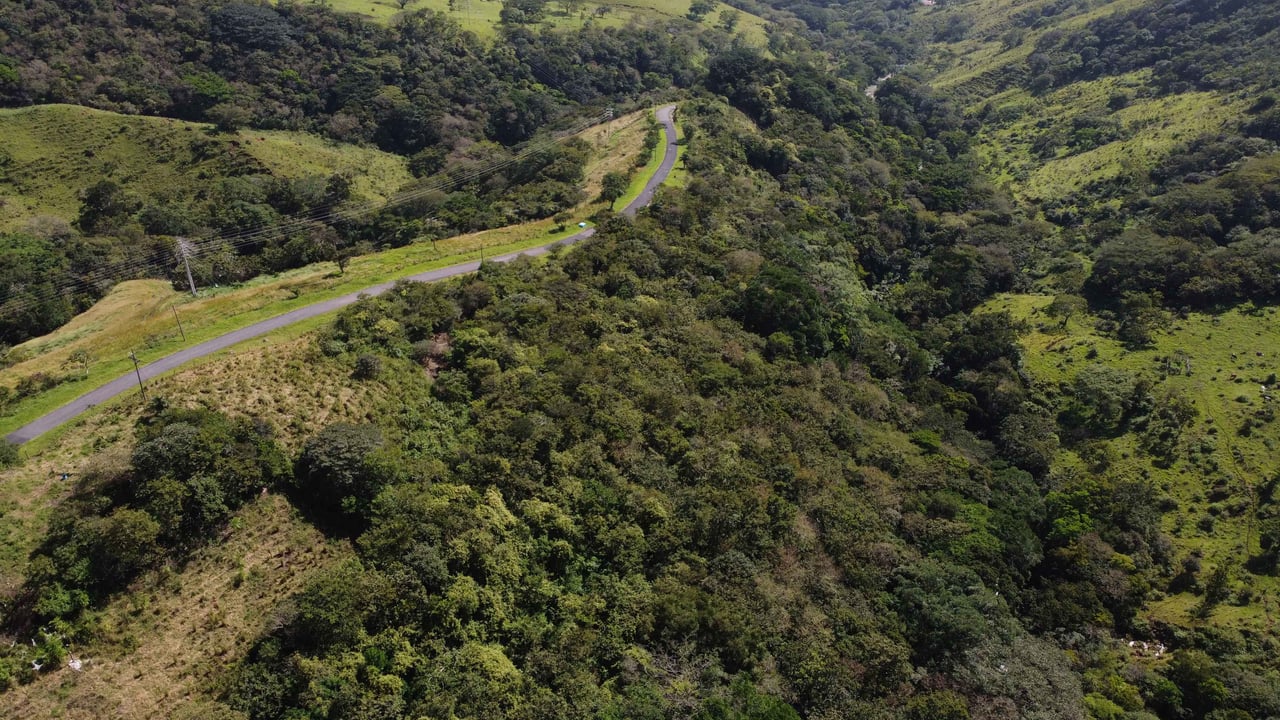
146;334;403;451
0;494;348;720
0;408;139;595
580;108;654;199
4;280;183;389
0;337;386;715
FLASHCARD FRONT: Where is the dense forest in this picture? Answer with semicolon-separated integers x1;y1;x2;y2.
3;0;1280;718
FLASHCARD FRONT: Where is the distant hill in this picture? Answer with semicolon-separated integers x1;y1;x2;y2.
916;0;1280;641
319;0;772;45
916;0;1279;214
0;104;413;232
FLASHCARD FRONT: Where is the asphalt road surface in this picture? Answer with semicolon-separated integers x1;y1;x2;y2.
6;104;679;445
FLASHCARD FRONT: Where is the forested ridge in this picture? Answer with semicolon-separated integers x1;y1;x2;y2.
2;0;1280;718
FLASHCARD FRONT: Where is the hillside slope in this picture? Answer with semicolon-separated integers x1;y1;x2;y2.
917;0;1278;213
5;0;1280;718
321;0;772;45
916;0;1280;646
0;104;412;232
0;107;664;442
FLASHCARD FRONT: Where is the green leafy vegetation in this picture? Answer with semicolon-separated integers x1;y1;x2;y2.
0;108;662;440
3;0;1280;717
0;0;719;343
0;104;411;230
19;406;288;614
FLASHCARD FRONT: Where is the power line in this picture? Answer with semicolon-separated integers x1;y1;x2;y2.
1;110;611;318
4;37;605;318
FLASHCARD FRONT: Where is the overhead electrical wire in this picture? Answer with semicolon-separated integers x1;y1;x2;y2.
1;108;612;317
6;33;608;317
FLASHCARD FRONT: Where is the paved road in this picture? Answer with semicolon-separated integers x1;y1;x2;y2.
6;105;679;445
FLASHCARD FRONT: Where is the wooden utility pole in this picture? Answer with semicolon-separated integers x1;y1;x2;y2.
129;351;147;402
170;304;186;341
176;237;198;297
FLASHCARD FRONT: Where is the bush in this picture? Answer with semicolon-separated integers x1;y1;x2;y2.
0;439;19;468
905;691;969;720
294;423;393;524
289;562;369;651
354;353;383;380
909;429;943;453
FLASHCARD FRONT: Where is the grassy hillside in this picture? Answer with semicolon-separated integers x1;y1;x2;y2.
917;0;1265;209
0;328;422;587
922;0;1145;94
971;72;1249;206
908;0;1280;648
989;293;1280;634
0;346;352;720
0;105;412;232
0;493;349;720
0;332;400;718
322;0;771;45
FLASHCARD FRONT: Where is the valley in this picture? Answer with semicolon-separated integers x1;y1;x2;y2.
1;0;1279;717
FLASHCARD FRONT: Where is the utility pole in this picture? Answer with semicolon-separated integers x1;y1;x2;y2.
170;304;186;341
599;107;615;148
129;351;147;402
601;107;616;148
176;237;198;297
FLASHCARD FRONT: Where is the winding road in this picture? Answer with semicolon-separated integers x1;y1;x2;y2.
6;104;679;445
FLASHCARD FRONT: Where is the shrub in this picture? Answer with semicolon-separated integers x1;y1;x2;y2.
0;439;19;468
294;423;393;524
354;353;382;380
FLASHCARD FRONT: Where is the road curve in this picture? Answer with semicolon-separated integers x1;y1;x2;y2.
7;105;679;445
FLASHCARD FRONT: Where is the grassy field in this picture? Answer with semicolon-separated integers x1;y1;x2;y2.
988;294;1280;633
0;107;667;442
234;128;414;204
0;105;412;232
968;71;1248;205
320;0;770;45
922;0;1147;92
